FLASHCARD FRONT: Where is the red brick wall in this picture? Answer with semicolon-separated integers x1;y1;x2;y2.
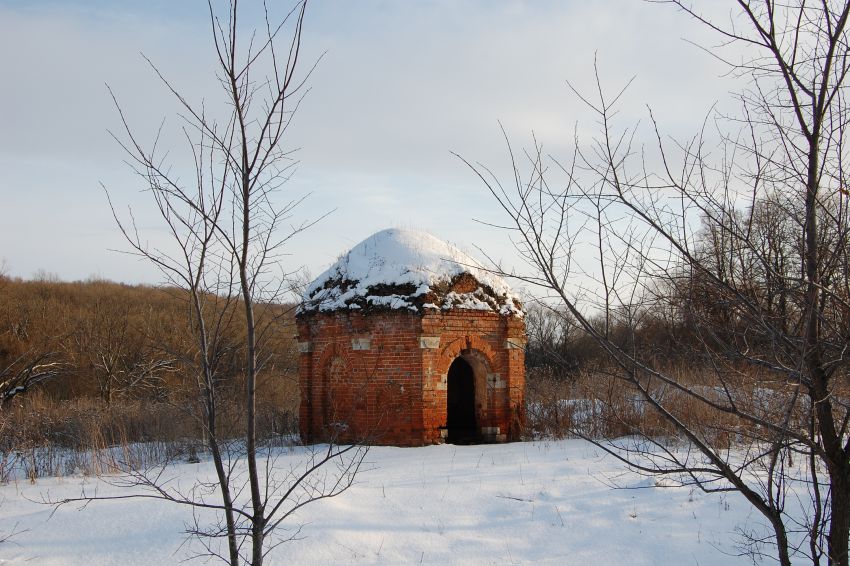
297;309;525;446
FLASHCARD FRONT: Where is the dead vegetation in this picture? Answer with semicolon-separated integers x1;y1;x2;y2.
0;276;301;481
524;363;818;450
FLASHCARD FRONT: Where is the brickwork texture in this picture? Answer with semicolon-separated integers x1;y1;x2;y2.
297;309;525;446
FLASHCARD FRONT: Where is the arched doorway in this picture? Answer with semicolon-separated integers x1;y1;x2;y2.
447;357;478;443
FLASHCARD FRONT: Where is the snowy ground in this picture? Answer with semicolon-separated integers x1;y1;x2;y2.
1;440;778;565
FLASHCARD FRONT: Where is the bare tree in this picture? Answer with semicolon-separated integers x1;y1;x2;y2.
460;2;850;565
0;352;65;408
523;301;582;374
53;2;367;564
0;352;65;543
73;300;175;404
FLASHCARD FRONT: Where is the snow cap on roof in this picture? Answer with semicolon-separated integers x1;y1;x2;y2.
299;228;523;317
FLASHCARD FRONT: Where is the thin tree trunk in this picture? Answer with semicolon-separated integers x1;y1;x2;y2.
828;468;850;566
192;290;240;566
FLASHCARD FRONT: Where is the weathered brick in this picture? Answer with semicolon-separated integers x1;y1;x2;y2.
297;309;525;446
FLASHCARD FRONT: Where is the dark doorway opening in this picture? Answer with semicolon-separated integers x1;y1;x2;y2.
447;357;478;444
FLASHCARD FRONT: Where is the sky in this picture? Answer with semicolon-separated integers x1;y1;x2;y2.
0;0;739;291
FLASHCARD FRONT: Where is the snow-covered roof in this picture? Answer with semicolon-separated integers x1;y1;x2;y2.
299;228;523;317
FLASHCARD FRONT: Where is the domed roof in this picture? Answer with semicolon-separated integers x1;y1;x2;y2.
299;228;522;317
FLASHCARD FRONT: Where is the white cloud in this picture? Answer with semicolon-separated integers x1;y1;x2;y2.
0;0;746;287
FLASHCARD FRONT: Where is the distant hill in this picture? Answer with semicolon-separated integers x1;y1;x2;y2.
0;276;298;407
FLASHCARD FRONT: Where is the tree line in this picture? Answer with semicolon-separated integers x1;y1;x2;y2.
464;2;850;564
0;275;299;413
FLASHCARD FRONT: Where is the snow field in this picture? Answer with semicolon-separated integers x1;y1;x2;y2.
1;440;768;565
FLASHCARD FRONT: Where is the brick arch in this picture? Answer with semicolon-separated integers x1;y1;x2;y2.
435;334;500;378
314;342;357;435
435;335;502;437
314;339;352;375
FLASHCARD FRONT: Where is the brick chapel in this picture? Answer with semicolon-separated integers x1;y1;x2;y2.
296;228;525;446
